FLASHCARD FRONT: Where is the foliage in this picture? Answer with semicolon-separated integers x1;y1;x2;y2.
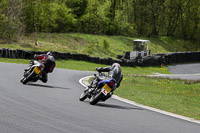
24;0;76;33
1;0;200;43
103;39;109;50
0;0;25;43
65;0;88;18
86;43;94;54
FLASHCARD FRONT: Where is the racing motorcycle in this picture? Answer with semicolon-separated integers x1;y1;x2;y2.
79;72;116;105
20;60;44;84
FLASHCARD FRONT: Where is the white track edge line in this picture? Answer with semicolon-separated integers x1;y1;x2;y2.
79;76;200;125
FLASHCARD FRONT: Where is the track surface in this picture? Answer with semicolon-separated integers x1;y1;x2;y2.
167;63;200;74
149;63;200;80
0;63;200;133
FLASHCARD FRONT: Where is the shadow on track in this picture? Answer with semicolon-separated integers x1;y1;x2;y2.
27;83;71;90
96;103;144;110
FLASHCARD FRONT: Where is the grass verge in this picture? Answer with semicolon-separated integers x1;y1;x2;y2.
115;76;200;120
1;33;200;59
88;75;200;120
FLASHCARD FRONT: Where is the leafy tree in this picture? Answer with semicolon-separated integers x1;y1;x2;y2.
78;0;111;34
0;0;25;43
65;0;88;18
1;0;200;43
40;2;76;32
24;0;76;33
0;0;7;40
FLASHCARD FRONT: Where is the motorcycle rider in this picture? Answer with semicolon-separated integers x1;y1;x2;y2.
88;63;123;95
27;51;56;83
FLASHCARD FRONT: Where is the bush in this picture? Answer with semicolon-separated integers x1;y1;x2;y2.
86;43;94;54
103;39;109;50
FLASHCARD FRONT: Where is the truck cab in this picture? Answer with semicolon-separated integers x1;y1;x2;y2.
122;39;150;60
130;39;150;60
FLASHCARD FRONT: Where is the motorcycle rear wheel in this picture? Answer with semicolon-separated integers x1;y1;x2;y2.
89;92;104;105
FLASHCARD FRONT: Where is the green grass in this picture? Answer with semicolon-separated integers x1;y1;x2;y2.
1;33;200;59
115;76;200;120
0;33;132;59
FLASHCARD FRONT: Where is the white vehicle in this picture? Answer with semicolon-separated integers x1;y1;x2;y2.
123;39;150;60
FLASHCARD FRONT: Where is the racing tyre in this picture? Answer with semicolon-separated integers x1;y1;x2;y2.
79;90;88;101
89;92;104;105
21;71;35;84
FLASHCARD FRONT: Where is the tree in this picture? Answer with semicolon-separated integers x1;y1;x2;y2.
0;0;25;43
65;0;88;18
24;0;76;33
1;0;200;43
78;0;111;34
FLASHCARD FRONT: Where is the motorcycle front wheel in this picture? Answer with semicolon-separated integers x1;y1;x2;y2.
79;90;88;101
21;71;35;84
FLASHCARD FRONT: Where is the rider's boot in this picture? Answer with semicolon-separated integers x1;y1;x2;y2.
88;82;98;93
40;71;47;83
88;87;95;93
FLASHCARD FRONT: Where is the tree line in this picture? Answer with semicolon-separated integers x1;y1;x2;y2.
0;0;200;43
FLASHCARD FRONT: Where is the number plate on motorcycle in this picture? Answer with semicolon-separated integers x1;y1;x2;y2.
33;67;41;74
103;84;112;93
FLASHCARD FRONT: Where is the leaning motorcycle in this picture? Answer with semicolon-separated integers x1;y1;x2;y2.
20;60;44;84
79;72;116;105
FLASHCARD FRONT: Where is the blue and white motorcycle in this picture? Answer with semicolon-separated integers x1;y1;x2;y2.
79;72;116;105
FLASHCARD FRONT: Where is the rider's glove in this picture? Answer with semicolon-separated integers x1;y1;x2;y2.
34;54;37;59
29;60;34;65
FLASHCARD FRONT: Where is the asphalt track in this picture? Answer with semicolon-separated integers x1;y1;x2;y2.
0;62;200;133
148;63;200;80
167;63;200;74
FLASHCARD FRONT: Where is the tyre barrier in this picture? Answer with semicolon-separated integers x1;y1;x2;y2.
0;48;200;67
